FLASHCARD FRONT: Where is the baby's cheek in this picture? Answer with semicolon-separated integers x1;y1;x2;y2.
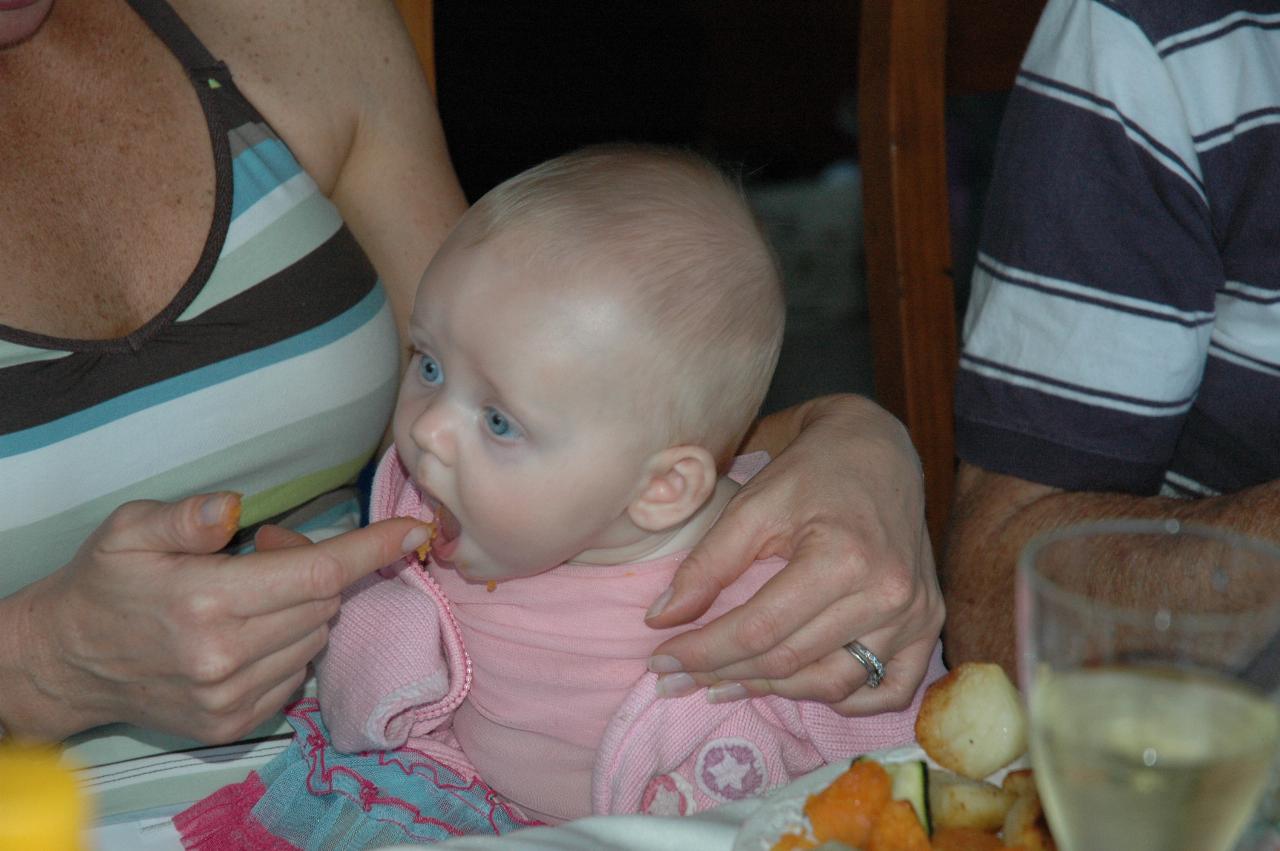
481;503;576;570
482;491;542;532
467;470;611;566
472;495;541;544
390;405;416;457
494;510;559;556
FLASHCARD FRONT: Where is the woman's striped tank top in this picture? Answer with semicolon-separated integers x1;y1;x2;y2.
0;0;401;599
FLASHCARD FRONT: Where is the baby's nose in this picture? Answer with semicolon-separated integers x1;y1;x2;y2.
412;401;457;466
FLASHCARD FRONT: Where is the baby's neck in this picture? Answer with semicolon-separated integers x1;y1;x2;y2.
568;476;740;567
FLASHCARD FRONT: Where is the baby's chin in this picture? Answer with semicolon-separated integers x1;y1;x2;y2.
441;553;552;585
447;564;516;591
431;551;494;582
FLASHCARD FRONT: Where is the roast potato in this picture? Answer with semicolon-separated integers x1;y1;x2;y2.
915;663;1028;780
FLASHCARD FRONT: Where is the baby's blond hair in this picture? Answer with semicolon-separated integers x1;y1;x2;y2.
461;144;785;468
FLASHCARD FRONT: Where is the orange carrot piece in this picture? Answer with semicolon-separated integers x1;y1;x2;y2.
868;799;931;851
804;759;893;846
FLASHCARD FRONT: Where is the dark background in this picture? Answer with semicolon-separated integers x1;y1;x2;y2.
436;0;863;198
433;1;1008;413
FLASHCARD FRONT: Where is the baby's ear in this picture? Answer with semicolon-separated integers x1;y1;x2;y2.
628;446;719;533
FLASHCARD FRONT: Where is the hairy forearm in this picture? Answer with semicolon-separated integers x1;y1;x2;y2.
943;465;1280;677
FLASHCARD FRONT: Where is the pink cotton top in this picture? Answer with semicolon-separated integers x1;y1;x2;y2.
317;448;945;826
434;551;766;823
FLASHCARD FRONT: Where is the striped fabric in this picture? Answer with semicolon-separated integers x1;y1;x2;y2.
0;1;400;599
956;0;1280;498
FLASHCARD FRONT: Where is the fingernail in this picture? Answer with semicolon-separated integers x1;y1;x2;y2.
401;524;432;554
199;493;240;532
706;682;749;704
645;586;673;620
654;673;698;699
648;654;684;674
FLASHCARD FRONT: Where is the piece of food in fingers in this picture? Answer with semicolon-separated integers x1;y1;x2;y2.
415;519;438;564
914;663;1028;780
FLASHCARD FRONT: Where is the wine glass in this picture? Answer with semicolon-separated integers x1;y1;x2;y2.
1017;519;1280;851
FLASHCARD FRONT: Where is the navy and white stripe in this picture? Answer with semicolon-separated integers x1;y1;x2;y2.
957;0;1280;497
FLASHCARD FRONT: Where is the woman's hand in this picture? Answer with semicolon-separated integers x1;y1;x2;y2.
644;395;945;715
1;493;430;743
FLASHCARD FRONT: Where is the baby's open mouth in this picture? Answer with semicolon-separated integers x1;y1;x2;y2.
421;493;462;562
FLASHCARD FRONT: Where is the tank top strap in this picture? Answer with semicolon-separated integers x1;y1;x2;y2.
124;0;229;83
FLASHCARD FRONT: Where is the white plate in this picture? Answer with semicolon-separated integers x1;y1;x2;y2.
732;745;1026;851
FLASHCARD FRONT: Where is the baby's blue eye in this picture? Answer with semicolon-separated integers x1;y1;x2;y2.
418;354;443;385
483;407;522;439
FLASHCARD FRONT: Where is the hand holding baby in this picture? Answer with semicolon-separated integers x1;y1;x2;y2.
3;492;429;742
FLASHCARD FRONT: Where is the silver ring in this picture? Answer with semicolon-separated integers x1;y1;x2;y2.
843;640;885;688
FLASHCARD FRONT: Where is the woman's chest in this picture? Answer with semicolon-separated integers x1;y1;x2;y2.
0;0;351;342
0;8;215;340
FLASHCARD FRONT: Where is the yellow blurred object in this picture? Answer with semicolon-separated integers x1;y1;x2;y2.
0;743;89;850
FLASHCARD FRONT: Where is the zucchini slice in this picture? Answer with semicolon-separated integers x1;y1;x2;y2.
856;756;931;834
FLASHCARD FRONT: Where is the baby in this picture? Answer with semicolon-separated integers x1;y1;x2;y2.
316;145;942;826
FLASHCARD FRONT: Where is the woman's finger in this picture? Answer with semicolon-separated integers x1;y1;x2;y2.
95;492;243;556
726;633;941;718
648;530;861;675
253;524;312;551
113;622;325;744
644;484;783;629
226;517;431;616
695;592;890;685
226;625;329;702
825;636;942;716
248;668;311;728
213;597;341;671
185;626;329;737
696;538;935;685
199;667;313;746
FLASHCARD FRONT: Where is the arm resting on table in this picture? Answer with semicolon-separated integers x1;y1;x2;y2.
943;461;1280;677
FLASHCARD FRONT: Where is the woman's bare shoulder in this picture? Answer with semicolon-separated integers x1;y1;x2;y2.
167;0;403;71
166;0;413;191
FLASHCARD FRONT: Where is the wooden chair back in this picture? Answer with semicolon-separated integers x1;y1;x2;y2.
857;0;1042;550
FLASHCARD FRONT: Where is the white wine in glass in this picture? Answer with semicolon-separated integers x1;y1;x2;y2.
1018;520;1280;851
